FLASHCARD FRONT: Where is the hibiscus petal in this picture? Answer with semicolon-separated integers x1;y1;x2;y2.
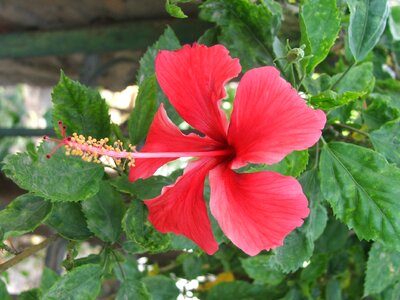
129;104;222;182
209;164;309;256
228;66;326;168
155;43;241;142
145;159;220;255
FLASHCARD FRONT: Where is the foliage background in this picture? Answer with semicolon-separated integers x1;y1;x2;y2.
1;0;400;299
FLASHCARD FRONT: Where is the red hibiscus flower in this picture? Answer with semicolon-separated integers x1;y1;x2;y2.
128;44;326;256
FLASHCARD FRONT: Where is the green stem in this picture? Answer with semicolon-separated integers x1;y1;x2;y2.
312;141;320;170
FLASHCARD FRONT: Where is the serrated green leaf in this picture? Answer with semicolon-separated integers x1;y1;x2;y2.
320;142;400;250
116;280;151;300
300;0;341;73
2;142;104;202
40;268;60;293
314;219;349;253
0;194;52;240
128;75;158;145
137;27;181;124
389;6;400;41
82;182;125;243
110;173;176;199
362;94;400;130
299;170;328;241
142;276;180;300
200;0;275;71
333;62;375;94
240;255;285;285
347;0;390;61
370;119;400;166
364;243;400;296
264;170;327;274
137;27;180;83
123;200;170;253
114;257;141;282
274;229;314;273
43;264;102;300
374;79;400;110
45;202;92;240
165;0;188;18
242;150;309;177
309;63;375;109
52;71;110;138
381;282;400;300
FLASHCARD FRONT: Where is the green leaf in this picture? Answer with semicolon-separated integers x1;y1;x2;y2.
0;280;11;300
389;6;400;41
333;62;375;94
364;243;400;296
319;142;400;250
40;268;60;293
136;27;182;124
182;255;203;279
137;27;180;83
274;229;314;273
299;0;341;73
165;0;188;18
52;71;110;138
82;182;125;243
45;202;92;240
240;255;285;285
116;280;151;300
325;279;342;300
43;264;102;300
123;200;171;253
370;119;400;166
207;281;269;300
0;194;52;240
114;257;141;282
18;289;41;300
200;0;275;71
309;63;375;109
300;253;329;283
142;276;180;300
265;170;327;273
299;170;328;242
374;79;400;110
380;282;400;300
2;142;104;202
128;75;157;145
347;0;390;61
314;219;349;253
110;174;176;199
362;94;400;130
242;150;309;177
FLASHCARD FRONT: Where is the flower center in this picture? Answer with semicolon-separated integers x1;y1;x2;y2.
43;121;233;168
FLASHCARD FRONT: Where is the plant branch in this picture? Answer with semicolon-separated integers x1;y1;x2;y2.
0;235;60;273
333;123;369;137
